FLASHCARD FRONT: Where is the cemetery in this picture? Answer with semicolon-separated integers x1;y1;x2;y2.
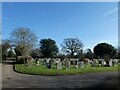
14;57;119;75
2;27;120;76
2;2;120;89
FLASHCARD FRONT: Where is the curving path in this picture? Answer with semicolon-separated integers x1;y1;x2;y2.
2;60;120;89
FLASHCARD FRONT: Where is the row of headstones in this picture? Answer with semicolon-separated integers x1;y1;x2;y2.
98;59;118;67
55;58;118;67
35;58;118;69
53;59;85;69
36;58;84;69
35;58;85;69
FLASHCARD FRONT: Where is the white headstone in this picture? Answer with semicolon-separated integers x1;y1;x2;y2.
87;59;91;65
31;58;34;61
104;61;106;65
109;59;113;66
57;59;62;69
101;59;106;66
112;59;118;66
92;59;97;67
80;61;84;68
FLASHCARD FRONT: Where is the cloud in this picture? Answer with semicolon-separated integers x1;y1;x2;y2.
79;17;118;34
102;8;118;18
100;18;118;26
90;17;118;30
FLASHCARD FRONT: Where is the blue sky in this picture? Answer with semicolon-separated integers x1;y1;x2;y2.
2;2;118;50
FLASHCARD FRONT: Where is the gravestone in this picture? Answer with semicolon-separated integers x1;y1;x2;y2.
56;60;58;67
51;58;56;66
85;59;89;65
70;59;74;65
101;59;106;66
99;59;102;65
36;58;40;66
66;58;70;69
87;59;91;65
112;59;118;66
57;59;62;69
55;59;58;66
46;58;51;69
27;56;33;66
80;61;84;68
74;59;79;69
62;59;66;66
109;59;113;67
89;59;93;67
85;59;90;67
43;58;47;67
92;59;97;67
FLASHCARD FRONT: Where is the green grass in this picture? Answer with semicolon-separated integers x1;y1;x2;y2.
14;63;119;76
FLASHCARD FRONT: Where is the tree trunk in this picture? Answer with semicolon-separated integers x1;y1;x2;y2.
71;52;74;58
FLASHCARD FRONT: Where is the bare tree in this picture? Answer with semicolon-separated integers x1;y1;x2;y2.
61;38;84;57
11;27;37;56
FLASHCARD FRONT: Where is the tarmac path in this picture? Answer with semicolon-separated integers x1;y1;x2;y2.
2;60;120;90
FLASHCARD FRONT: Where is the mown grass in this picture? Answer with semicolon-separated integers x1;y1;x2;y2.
14;63;119;76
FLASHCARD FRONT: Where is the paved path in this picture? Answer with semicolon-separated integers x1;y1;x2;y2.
2;60;120;89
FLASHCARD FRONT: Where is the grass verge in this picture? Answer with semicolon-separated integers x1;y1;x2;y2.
14;63;119;76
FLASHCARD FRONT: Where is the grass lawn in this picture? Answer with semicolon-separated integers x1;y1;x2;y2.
14;62;119;76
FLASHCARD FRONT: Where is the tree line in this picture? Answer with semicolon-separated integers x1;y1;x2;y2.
1;27;119;62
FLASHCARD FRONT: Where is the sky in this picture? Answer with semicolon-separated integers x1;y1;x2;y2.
2;2;118;51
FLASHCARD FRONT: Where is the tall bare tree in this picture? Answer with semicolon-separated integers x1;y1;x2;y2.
61;38;84;57
11;27;37;56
